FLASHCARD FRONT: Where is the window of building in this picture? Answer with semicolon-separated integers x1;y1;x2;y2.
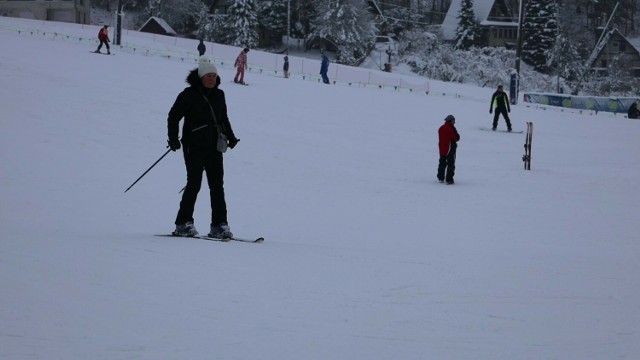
611;41;620;54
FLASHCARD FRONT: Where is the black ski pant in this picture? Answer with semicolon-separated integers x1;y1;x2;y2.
492;107;512;129
97;40;110;52
175;146;227;227
321;71;330;84
437;150;456;182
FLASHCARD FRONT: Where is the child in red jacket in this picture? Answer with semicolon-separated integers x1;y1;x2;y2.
95;25;110;54
437;115;460;185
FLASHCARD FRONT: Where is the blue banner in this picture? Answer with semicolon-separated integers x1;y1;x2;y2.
522;93;639;115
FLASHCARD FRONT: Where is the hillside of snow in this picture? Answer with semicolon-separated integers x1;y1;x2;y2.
1;18;640;360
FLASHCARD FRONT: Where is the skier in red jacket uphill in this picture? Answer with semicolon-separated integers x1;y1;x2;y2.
94;25;110;54
437;115;460;185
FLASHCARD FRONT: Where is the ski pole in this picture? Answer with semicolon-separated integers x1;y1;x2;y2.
124;149;172;193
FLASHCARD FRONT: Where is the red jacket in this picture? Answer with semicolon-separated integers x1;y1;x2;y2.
98;28;110;41
438;121;460;156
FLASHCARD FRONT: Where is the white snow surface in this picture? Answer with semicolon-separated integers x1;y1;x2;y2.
2;18;640;360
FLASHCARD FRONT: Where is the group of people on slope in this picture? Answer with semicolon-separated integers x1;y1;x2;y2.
437;84;512;185
160;35;516;235
195;40;329;83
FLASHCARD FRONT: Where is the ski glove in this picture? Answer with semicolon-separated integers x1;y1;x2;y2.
168;139;181;151
228;136;240;149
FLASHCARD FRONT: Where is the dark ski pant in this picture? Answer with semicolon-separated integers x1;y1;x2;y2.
321;72;330;84
97;40;110;52
437;151;456;183
175;146;227;227
492;107;511;129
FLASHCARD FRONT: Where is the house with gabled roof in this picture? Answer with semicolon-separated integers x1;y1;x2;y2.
591;28;640;78
138;17;176;37
441;0;518;48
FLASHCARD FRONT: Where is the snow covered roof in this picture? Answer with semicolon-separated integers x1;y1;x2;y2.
441;0;515;40
626;35;640;52
138;16;176;36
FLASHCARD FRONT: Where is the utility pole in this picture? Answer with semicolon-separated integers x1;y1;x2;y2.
556;0;562;93
287;0;290;53
513;0;526;105
115;0;124;46
573;1;619;95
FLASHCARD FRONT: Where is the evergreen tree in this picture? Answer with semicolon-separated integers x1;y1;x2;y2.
226;0;259;48
522;0;558;73
258;0;288;46
195;1;214;41
292;0;318;43
546;32;584;83
454;0;483;50
308;0;377;65
207;12;231;44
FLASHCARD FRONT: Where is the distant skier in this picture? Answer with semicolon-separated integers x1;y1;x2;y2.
95;25;110;54
489;84;512;131
197;39;206;56
320;51;330;84
628;102;640;119
234;48;249;84
283;55;290;78
437;115;460;185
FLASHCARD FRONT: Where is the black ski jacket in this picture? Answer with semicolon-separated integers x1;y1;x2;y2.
168;70;235;152
490;90;511;112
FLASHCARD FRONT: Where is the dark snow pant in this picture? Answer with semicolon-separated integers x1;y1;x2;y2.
437;151;456;183
97;40;110;52
492;107;512;130
321;72;330;84
175;146;227;227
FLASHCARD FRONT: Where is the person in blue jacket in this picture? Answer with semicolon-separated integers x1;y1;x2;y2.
320;51;330;84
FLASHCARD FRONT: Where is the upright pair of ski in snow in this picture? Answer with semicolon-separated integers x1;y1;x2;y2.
523;121;533;170
480;122;533;170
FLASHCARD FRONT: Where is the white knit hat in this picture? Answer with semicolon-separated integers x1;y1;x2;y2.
198;56;218;77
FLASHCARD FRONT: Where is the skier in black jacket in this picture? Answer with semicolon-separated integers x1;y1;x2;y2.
197;39;206;56
489;85;512;131
628;102;640;119
167;56;239;238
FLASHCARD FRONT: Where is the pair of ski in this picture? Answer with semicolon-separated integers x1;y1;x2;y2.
522;121;533;170
90;51;114;55
155;234;264;243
